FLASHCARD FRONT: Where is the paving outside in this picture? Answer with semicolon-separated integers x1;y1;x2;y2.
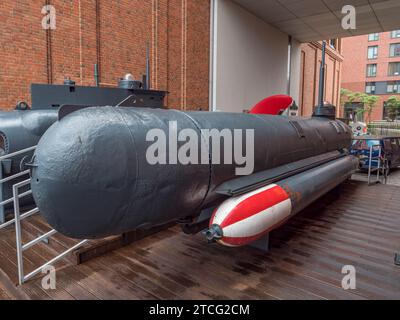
387;168;400;186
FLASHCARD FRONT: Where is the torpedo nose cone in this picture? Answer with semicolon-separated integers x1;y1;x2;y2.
31;107;137;239
208;184;292;247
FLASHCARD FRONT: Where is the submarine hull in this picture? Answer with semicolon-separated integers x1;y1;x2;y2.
30;106;353;239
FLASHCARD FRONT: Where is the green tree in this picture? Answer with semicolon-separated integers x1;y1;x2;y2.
360;94;379;123
385;96;400;121
347;91;364;104
340;89;379;123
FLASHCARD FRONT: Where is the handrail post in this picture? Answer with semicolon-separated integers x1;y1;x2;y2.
13;182;25;285
0;165;4;224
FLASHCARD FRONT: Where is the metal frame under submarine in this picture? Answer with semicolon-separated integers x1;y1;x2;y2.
0;73;167;223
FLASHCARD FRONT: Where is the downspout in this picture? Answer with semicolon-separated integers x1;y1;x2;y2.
210;0;218;112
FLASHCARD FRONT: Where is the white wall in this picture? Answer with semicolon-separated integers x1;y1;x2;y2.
211;0;300;113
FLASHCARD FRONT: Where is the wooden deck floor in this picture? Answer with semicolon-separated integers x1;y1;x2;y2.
0;180;399;300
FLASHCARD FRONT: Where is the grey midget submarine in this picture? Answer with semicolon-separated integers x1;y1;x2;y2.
29;104;358;247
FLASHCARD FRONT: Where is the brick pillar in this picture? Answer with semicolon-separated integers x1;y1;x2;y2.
186;0;210;111
153;0;168;94
78;0;100;86
166;0;183;109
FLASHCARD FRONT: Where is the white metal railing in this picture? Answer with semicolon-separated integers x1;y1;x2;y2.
0;170;30;184
12;180;88;284
0;146;36;219
0;146;88;285
0;146;37;162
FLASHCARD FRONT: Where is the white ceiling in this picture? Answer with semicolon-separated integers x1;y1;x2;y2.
232;0;400;42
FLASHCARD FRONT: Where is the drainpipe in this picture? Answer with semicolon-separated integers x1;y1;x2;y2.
94;64;99;87
146;42;151;90
210;0;218;112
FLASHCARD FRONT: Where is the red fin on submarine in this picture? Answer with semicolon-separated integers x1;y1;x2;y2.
249;95;294;115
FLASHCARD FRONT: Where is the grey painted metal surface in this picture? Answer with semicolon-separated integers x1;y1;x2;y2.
0;82;167;223
215;150;346;197
277;156;359;216
30;84;166;110
0;110;58;155
203;155;358;244
0;110;58;222
31;107;353;239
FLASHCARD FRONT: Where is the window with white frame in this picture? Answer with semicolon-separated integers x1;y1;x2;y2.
366;64;377;77
387;81;400;93
368;46;378;59
365;82;376;94
391;30;400;38
368;33;379;41
388;62;400;76
390;43;400;57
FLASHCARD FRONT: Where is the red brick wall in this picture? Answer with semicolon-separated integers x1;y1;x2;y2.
0;0;210;111
0;1;48;110
298;41;343;117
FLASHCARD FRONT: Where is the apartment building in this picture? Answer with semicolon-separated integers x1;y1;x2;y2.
342;30;400;121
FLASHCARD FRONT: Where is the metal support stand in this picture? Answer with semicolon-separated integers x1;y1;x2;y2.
12;179;88;285
248;234;270;253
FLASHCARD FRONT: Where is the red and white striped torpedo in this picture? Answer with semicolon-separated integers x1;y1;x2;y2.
205;184;292;247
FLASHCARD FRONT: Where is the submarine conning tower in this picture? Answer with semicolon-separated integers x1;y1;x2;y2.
313;103;337;120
